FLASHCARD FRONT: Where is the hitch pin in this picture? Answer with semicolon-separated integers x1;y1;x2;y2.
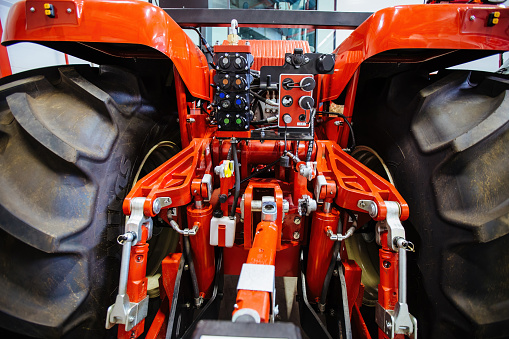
395;237;415;252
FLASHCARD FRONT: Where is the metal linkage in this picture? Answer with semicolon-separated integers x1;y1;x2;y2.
105;197;153;331
375;201;417;339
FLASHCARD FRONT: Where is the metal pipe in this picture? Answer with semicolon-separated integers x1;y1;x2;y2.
399;247;407;304
117;232;134;295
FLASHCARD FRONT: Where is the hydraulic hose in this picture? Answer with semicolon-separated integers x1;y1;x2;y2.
183;236;200;305
230;141;241;219
320;216;342;307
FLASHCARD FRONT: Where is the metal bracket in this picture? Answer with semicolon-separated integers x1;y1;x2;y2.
375;201;405;252
156;197;173;209
298;195;317;216
202;174;213;202
240;195;289;222
376;302;417;339
357;199;378;218
106;295;149;331
125;197;154;246
314;175;327;203
299;162;317;181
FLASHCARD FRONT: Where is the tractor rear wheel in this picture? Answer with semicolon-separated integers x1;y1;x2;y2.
353;69;509;338
0;65;177;338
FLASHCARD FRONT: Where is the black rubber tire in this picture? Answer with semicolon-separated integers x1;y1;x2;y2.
0;65;176;338
353;69;509;339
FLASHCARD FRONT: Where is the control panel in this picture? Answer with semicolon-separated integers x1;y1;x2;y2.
278;74;315;131
213;45;254;131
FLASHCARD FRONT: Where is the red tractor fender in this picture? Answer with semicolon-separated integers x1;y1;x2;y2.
2;0;210;100
321;4;509;102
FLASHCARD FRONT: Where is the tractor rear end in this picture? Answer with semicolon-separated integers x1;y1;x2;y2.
0;1;508;339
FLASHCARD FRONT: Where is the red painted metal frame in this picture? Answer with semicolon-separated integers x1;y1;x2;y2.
378;233;401;339
306;209;340;301
187;203;215;297
234;220;279;323
123;138;212;217
0;19;12;78
242;180;284;250
145;253;182;339
315;140;409;221
2;0;210;99
320;5;509;102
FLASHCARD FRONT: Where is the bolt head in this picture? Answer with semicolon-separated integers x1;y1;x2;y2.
293;216;301;225
128;316;135;322
153;199;161;214
368;202;378;218
470;15;475;21
30;7;35;12
293;231;300;240
67;8;72;13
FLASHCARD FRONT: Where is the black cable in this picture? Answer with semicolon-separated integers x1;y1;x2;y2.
183;236;200;301
228;157;281;195
250;119;269;126
317;111;356;151
230;141;241;219
320;216;342;308
181;26;215;58
250;90;278;107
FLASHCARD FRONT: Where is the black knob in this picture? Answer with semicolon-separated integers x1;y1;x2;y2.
317;54;335;73
216;74;231;89
221;99;231;109
234;96;247;110
299;96;314;110
282;78;294;90
219;194;228;203
213;209;224;218
233;56;247;69
219;55;230;69
300;77;316;92
233;76;247;90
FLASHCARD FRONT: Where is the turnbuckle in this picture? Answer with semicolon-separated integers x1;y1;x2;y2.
105;198;152;331
375;201;417;339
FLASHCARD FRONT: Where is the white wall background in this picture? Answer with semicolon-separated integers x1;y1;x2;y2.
1;0;505;74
